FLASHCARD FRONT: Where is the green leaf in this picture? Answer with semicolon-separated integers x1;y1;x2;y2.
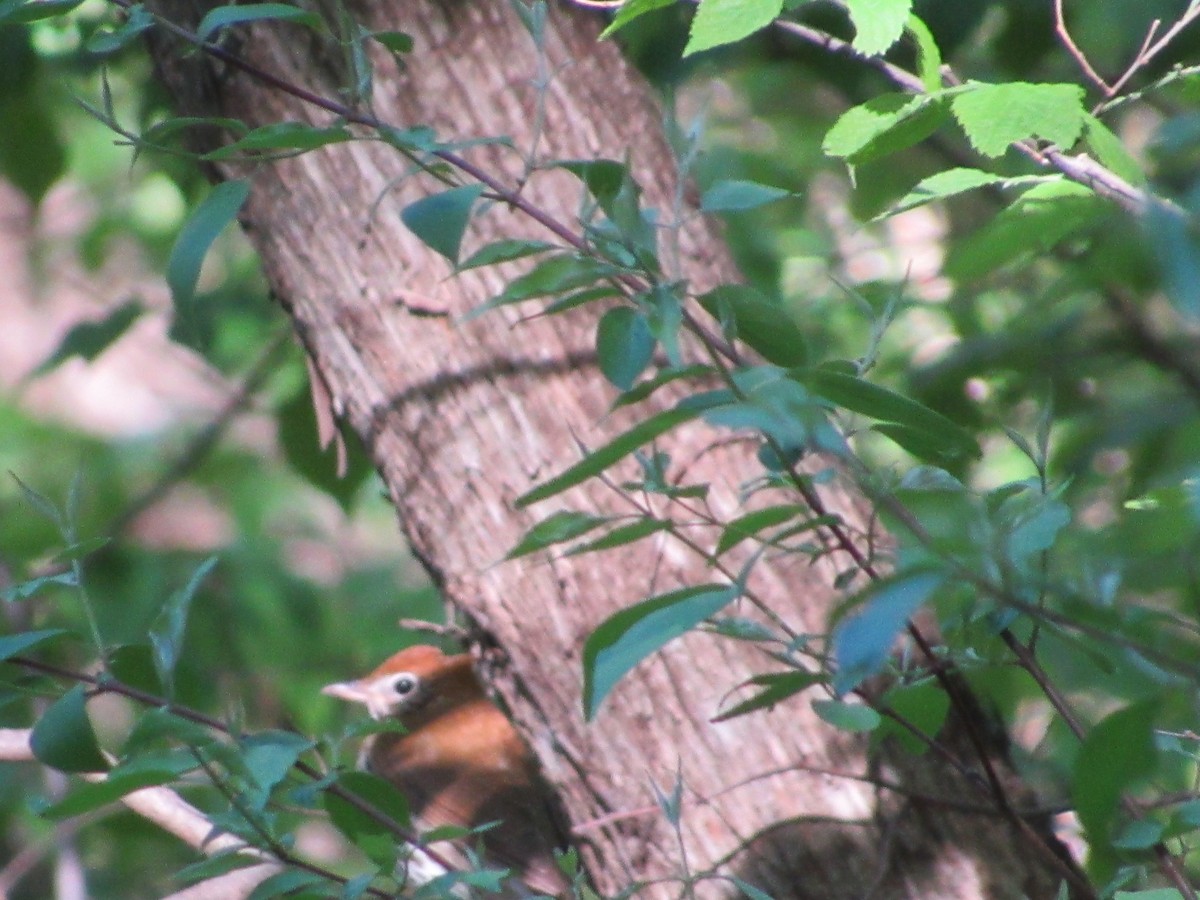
684;0;783;56
2;572;77;603
712;670;822;721
583;583;739;719
565;518;672;557
845;0;912;56
1111;818;1165;850
1112;891;1187;900
203;122;352;159
506;511;611;560
698;285;808;367
150;556;216;698
0;75;66;205
905;13;942;92
946;180;1104;280
241;730;314;796
813;699;882;732
877;168;1048;220
798;369;979;460
31;684;108;773
277;380;373;511
832;570;942;694
247;870;326;900
950;82;1087;158
0;0;85;24
600;0;675;37
325;771;410;867
0;628;70;661
371;30;413;53
41;753;197;820
823;92;951;164
196;3;322;42
517;406;697;507
30;300;143;378
1073;699;1159;843
85;6;155;57
400;183;485;264
874;680;949;753
700;179;791;212
1082;114;1144;186
597;307;656;390
167;179;250;315
716;505;806;556
611;364;715;410
477;254;619;314
456;238;555;272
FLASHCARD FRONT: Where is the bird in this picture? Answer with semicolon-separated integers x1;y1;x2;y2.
321;645;571;897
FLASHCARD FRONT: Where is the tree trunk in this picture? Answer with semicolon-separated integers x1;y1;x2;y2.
146;1;1077;896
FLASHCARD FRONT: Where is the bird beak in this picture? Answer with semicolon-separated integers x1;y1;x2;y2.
322;679;392;720
322;680;369;703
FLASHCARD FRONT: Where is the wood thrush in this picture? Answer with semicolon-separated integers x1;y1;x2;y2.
322;645;571;897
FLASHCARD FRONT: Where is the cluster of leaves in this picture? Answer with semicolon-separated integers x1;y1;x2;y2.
5;0;1200;897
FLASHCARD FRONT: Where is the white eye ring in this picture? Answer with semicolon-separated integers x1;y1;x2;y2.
392;673;418;696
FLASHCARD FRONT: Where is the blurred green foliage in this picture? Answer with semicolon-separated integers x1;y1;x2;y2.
3;0;1200;896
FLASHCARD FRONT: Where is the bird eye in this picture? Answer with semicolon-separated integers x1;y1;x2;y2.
393;674;418;696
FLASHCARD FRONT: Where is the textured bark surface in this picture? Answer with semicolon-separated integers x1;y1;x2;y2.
146;2;1076;896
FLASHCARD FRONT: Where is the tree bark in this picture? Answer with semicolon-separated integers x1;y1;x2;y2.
146;1;1078;896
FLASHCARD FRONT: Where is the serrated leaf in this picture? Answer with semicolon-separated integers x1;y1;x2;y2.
950;82;1087;158
713;670;821;721
878;169;1048;220
0;628;70;661
506;511;611;560
823;91;951;164
196;3;322;42
565;517;671;557
597;307;655;390
698;285;808;367
813;699;882;732
31;684;108;773
583;584;739;719
832;570;942;694
400;183;485;264
845;0;911;56
1073;699;1159;843
700;179;791;212
517;406;696;507
947;180;1104;280
684;0;783;56
167;179;250;313
30;300;143;377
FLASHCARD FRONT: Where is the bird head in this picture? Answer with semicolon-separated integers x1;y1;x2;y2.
321;644;480;723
